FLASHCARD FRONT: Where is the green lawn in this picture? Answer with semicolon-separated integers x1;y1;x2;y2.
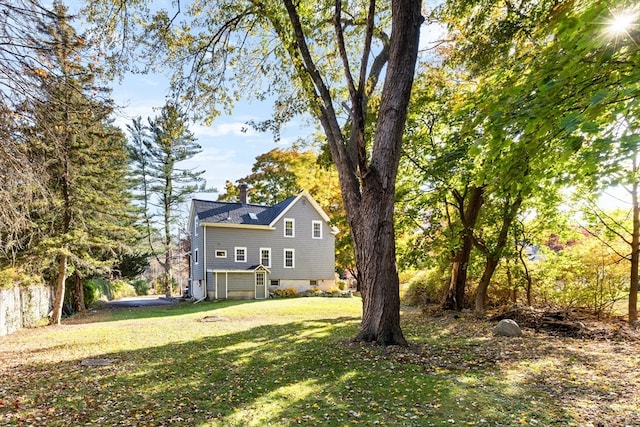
1;297;638;426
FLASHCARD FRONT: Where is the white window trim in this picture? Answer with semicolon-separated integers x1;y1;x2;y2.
194;248;199;264
235;247;247;263
284;248;295;268
215;250;227;258
312;220;322;239
284;218;295;237
260;247;271;268
194;217;199;236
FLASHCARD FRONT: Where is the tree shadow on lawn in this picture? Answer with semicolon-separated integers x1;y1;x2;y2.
0;316;600;427
67;299;260;324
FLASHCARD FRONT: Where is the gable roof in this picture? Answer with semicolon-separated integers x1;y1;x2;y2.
190;191;334;231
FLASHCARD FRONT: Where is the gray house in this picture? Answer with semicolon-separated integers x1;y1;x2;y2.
187;187;338;300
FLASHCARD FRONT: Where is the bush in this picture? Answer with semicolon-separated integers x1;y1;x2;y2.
83;281;99;307
86;277;112;300
111;279;137;299
306;286;323;296
0;267;43;289
403;269;447;306
271;288;298;298
325;286;342;296
131;279;151;296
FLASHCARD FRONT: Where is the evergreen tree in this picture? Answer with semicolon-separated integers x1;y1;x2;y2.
22;3;137;322
128;101;207;296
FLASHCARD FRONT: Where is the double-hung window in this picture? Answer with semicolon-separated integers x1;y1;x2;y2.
260;248;271;268
284;218;295;237
312;220;322;239
284;249;295;268
235;247;247;262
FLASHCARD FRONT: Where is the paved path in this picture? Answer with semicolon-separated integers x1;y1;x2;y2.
104;295;179;308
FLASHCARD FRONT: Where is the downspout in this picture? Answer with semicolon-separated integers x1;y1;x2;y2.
203;226;207;300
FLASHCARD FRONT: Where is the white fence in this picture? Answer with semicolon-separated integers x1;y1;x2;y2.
0;285;52;336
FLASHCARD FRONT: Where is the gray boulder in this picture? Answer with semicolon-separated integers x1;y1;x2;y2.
494;319;522;337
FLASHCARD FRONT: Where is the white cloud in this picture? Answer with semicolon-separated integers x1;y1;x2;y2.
191;122;258;138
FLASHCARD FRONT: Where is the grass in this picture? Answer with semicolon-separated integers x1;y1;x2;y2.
1;297;638;426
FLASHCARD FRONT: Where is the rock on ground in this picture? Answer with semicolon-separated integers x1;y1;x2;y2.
494;318;522;337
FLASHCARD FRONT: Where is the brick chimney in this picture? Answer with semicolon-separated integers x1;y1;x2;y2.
239;183;248;205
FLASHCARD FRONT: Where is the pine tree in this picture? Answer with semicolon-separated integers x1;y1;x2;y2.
22;3;137;322
128;101;207;296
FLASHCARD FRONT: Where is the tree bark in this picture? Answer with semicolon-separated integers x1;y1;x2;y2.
51;253;67;325
442;185;485;311
282;0;422;345
349;0;421;345
475;256;499;314
73;272;86;312
629;177;639;325
474;195;523;314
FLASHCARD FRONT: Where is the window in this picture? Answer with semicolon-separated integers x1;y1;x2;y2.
270;280;280;287
284;249;295;268
194;249;199;264
312;220;322;239
194;217;199;236
284;218;295;237
235;247;247;262
215;250;227;258
260;248;271;268
256;272;265;287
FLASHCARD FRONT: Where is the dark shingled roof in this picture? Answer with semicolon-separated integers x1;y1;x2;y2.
193;197;297;226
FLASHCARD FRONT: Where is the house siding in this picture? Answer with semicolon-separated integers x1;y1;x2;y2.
203;200;334;282
191;220;205;282
189;192;336;300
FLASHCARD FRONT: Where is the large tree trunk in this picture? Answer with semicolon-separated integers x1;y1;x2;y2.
442;185;485;311
629;178;639;325
353;176;405;345
349;0;421;346
51;253;68;325
73;272;86;312
474;196;523;314
283;0;422;345
442;235;474;311
475;256;499;313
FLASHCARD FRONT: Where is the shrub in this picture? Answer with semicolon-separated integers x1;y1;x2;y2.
325;287;342;296
0;268;43;289
271;288;298;298
131;279;151;296
86;277;112;300
403;269;447;306
83;281;99;307
111;279;137;299
530;239;628;317
306;286;323;296
337;280;346;290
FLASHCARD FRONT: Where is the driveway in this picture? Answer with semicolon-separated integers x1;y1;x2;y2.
104;295;179;308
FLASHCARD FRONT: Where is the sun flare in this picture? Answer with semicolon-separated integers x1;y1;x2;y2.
606;8;638;37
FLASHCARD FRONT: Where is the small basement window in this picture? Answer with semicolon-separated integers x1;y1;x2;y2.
215;250;227;258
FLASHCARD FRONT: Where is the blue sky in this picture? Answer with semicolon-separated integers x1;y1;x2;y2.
110;73;308;201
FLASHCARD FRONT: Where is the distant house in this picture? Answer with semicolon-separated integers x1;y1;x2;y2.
187;185;338;300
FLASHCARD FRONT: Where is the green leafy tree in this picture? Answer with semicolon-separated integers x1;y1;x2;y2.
88;0;423;344
20;3;136;322
127;101;207;297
